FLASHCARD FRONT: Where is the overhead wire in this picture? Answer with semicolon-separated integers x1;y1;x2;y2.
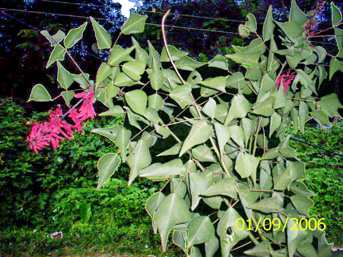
2;6;343;158
40;0;252;24
0;7;239;35
1;10;103;61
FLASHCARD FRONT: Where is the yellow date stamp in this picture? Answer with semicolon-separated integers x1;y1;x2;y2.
235;217;326;232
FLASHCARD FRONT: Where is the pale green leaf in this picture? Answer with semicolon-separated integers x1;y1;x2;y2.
235;152;259;179
331;2;342;27
64;22;87;49
187;216;215;247
90;17;112;49
128;139;151;184
140;159;185;180
125;89;147;115
57;62;73;89
97;153;121;189
108;45;134;66
154;193;191;251
122;60;146;81
28;84;52;102
121;13;148;35
180;120;213;156
46;44;66;68
262;6;275;42
224;94;251;124
269;112;281;137
200;76;227;92
202;98;216;119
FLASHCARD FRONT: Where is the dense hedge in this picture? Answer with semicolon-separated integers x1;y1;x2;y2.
0;99;342;256
290;123;343;245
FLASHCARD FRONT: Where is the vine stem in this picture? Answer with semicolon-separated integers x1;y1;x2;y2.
161;9;185;84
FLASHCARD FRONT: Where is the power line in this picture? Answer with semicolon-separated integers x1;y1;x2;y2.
1;10;103;61
0;7;239;35
40;0;251;24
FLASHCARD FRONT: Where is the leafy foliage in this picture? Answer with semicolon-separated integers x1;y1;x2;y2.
290;122;343;245
27;2;343;257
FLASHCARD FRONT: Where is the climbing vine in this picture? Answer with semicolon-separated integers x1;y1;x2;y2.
28;1;342;256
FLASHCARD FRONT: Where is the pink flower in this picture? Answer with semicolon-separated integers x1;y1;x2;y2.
276;70;296;94
27;89;96;152
69;89;96;131
27;106;74;152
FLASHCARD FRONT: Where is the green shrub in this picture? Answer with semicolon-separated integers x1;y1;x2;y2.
290;122;343;245
0;179;175;257
0;98;118;227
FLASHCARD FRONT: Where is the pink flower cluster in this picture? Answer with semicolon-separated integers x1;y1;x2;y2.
27;90;95;153
276;70;296;94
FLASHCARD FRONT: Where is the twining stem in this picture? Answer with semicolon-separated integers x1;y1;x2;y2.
161;10;186;84
161;9;227;174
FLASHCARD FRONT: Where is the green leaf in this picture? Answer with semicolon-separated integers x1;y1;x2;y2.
64;22;87;49
189;172;211;210
228;125;245;147
205;237;219;257
200;76;227;92
208;55;228;70
128;139;151;184
290;194;313;215
72;73;90;89
90;17;112;49
275;20;303;43
329;57;343;80
253;95;274;116
202;98;216;119
132;37;149;64
235;152;259;179
187;216;215;247
202;177;237;199
269;112;281;137
57;62;73;89
148;94;164;110
108;45;134;66
40;30;65;46
28;84;52;102
97;153;121;189
169;84;193;108
192;144;216;162
262;6;275;41
175;56;205;71
331;2;342;27
245;13;257;33
161;45;188;62
154;193;191;251
46;44;66;68
121;13;148;35
61;91;74;107
217;207;248;255
140;159;185;180
289;0;307;25
122;60;146;81
115;127;131;161
96;63;112;86
146;192;165;233
125;89;147;116
92;127;119;144
214;123;230;155
248;193;283;213
180;120;213;156
224;94;251;124
157;143;182;157
320;93;342;117
244;241;271;257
